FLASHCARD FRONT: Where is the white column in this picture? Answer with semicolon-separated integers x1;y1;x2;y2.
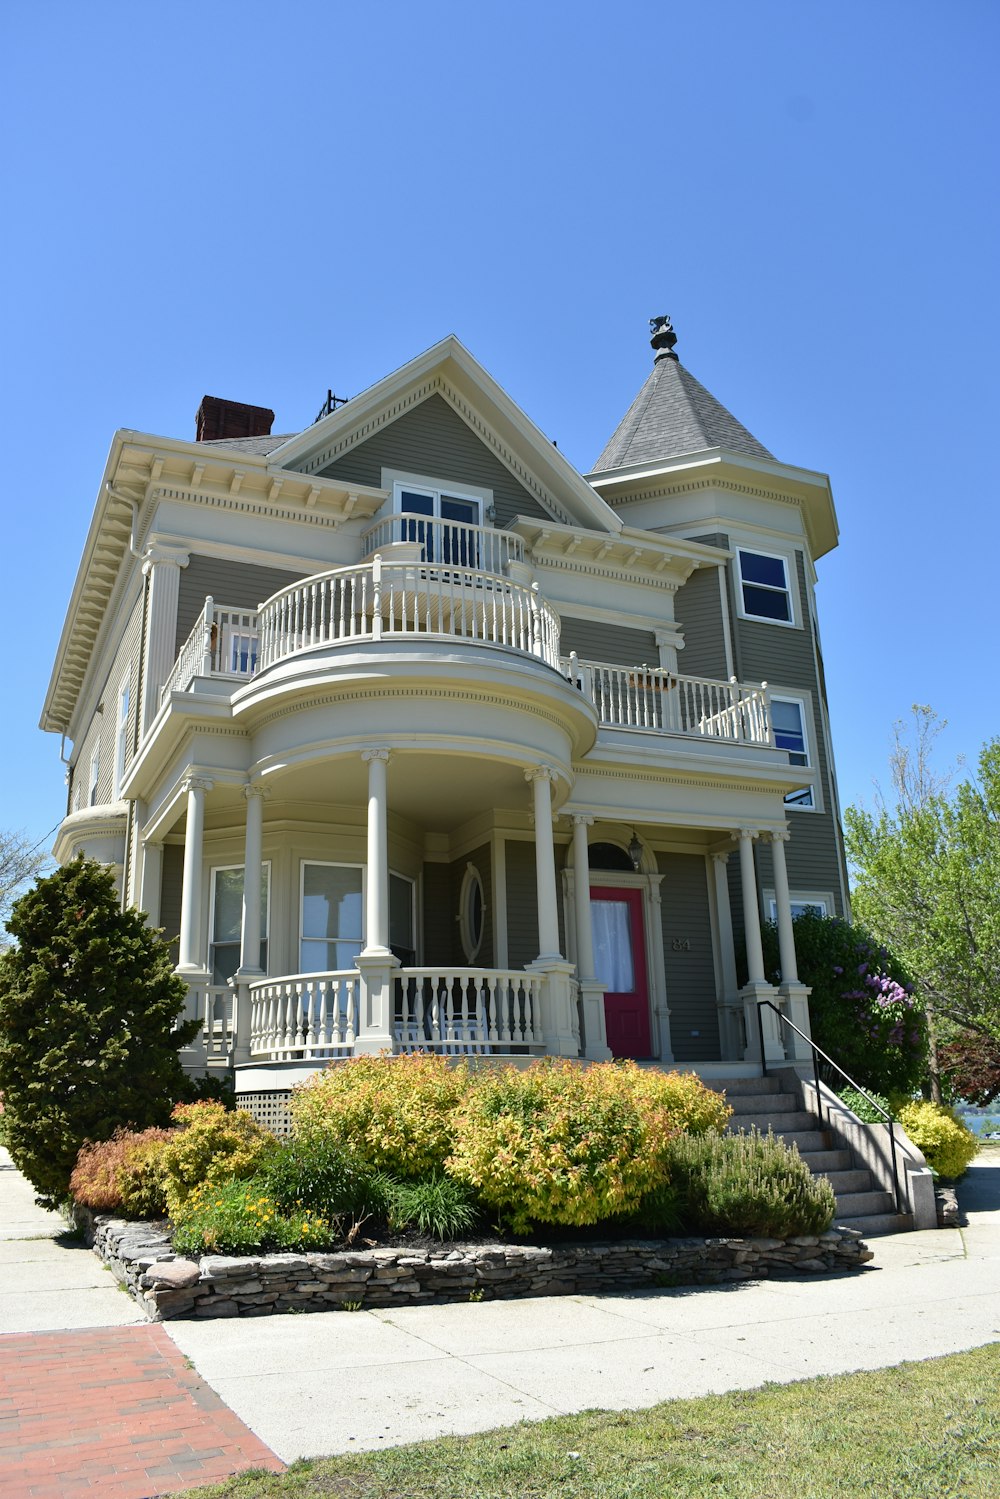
737;828;765;985
527;766;562;961
571;815;596;981
137;839;163;929
238;783;266;976
141;545;190;731
711;849;742;1061
769;829;799;984
362;748;392;956
177;775;212;971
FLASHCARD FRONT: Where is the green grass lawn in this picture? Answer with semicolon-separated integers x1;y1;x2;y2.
173;1343;999;1499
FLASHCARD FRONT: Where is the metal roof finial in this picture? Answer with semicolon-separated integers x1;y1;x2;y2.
649;315;678;363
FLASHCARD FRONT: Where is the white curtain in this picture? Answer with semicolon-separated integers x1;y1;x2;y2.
591;899;634;992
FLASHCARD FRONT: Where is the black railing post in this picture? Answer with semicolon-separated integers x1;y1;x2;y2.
756;999;767;1076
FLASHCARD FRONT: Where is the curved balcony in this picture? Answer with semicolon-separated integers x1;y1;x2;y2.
360;514;524;573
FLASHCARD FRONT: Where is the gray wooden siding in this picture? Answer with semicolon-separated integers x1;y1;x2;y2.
71;590;144;810
317;393;552;527
159;844;184;966
558;615;658;667
176;555;307;655
421;845;494;967
673;566;728;679
657;853;721;1062
729;551;846;916
505;839;539;970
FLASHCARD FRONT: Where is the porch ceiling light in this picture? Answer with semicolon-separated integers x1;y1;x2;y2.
628;829;643;871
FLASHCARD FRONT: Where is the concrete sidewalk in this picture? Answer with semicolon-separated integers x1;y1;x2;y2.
1;1143;999;1476
165;1151;1000;1462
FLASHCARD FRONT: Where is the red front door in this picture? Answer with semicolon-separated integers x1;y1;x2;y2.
590;885;651;1059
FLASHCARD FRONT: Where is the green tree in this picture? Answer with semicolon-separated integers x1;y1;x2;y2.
0;828;50;940
0;857;199;1206
761;909;926;1095
845;709;1000;1093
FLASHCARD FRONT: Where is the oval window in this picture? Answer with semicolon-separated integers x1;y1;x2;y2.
459;864;485;961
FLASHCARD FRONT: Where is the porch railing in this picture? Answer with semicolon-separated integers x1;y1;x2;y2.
246;966;546;1060
250;971;358;1060
161;598;259;702
563;656;773;747
395;967;544;1053
257;556;562;672
361;515;524;574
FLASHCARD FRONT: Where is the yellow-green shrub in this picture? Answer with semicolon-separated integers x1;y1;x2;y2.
158;1101;275;1215
897;1100;978;1179
69;1127;173;1218
170;1178;338;1256
446;1058;677;1232
617;1065;732;1135
290;1053;471;1178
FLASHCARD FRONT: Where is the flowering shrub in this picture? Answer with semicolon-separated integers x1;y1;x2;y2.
170;1178;339;1255
290;1053;471;1178
158;1101;275;1215
897;1100;978;1179
446;1058;677;1232
666;1128;836;1237
762;910;926;1095
617;1066;732;1135
70;1127;174;1218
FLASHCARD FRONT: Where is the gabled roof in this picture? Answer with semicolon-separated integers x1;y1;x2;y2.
271;336;622;535
592;335;774;472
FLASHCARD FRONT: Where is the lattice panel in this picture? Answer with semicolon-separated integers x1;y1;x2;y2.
237;1091;293;1137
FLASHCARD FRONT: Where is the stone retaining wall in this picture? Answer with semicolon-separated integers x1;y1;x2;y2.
74;1211;873;1321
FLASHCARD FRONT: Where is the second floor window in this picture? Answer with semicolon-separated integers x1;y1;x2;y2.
737;549;792;623
771;696;814;808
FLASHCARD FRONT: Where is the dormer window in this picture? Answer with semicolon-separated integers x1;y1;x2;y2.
736;549;793;624
395;481;483;566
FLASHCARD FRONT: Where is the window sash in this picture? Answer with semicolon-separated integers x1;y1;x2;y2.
737;549;792;623
210;865;270;985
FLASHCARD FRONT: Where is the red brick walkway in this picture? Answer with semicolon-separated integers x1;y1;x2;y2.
0;1325;284;1498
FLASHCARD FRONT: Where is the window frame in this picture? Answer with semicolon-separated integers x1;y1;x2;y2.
114;674;131;798
735;547;796;627
458;863;485;962
208;862;271;986
298;861;417;973
767;893;831;922
770;692;817;811
88;747;100;807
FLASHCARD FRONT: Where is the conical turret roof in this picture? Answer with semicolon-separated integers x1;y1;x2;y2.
592;317;774;472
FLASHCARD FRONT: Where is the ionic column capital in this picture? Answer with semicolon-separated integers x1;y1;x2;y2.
243;781;270;802
525;764;556;785
711;850;731;867
142;544;190;576
572;813;594;828
733;827;760;844
769;827;791;844
362;747;391;765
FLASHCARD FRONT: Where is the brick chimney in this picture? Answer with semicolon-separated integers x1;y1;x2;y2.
195;395;275;443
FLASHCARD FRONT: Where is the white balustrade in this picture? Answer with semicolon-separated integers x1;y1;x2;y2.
393;967;545;1053
257;557;562;671
249;972;358;1060
194;983;236;1059
361;515;524;574
160;599;260;702
564;658;772;747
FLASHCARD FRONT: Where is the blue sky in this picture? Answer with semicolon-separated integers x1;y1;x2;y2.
2;0;997;858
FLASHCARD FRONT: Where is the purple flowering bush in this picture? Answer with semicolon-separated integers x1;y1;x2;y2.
761;910;927;1095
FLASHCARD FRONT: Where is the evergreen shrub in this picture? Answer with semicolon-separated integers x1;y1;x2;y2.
258;1133;381;1219
896;1100;978;1179
0;857;198;1206
446;1058;677;1232
291;1052;471;1178
836;1087;893;1124
667;1129;836;1237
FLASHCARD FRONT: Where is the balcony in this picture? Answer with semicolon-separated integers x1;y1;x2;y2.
566;658;773;748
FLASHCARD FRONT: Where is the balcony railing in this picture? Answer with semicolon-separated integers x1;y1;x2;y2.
247;966;545;1060
563;656;773;747
361;515;524;574
161;599;259;703
257;556;562;672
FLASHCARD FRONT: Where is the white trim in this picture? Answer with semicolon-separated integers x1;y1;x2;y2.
765;890;832;922
382;468;492;519
114;673;131;799
458;862;486;962
89;747;101;807
734;546;797;627
769;692;818;811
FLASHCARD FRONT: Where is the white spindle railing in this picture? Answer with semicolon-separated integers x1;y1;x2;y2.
361;515;524;574
160;599;260;702
257;557;562;672
564;657;772;747
192;982;236;1058
394;968;545;1053
249;972;358;1060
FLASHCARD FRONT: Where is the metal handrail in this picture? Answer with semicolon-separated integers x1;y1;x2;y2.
756;998;903;1217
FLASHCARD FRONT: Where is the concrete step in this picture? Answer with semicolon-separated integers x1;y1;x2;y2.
824;1169;874;1194
799;1149;853;1173
726;1093;803;1116
765;1129;831;1154
728;1112;818;1135
714;1076;783;1096
835;1212;913;1237
834;1190;895;1218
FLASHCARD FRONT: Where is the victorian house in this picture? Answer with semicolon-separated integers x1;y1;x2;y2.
41;319;849;1127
